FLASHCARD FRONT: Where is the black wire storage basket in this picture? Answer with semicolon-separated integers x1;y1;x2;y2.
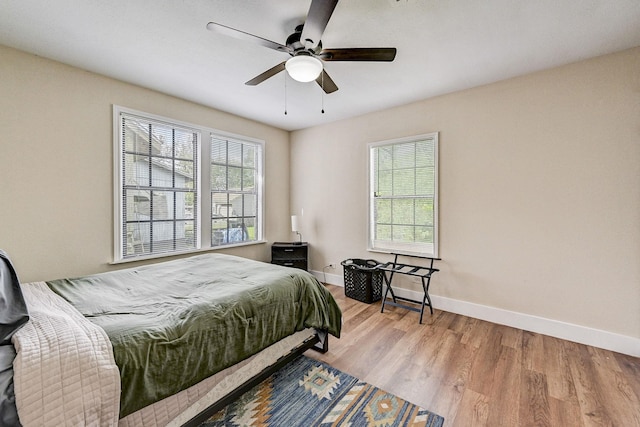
341;259;383;304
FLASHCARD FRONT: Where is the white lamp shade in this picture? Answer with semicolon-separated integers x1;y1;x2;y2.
291;215;299;232
285;55;323;82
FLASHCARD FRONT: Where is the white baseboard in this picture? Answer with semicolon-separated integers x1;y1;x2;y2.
314;269;344;286
310;269;640;358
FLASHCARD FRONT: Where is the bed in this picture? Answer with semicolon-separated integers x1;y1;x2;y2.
4;252;342;426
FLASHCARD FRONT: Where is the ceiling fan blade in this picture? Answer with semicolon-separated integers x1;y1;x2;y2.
245;62;287;86
316;70;338;94
207;22;291;53
319;48;397;62
300;0;339;49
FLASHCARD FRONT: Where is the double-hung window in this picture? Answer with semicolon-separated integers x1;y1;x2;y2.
114;106;264;261
210;136;261;247
369;133;439;257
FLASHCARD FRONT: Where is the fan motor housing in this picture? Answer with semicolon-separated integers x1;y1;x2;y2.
286;25;322;54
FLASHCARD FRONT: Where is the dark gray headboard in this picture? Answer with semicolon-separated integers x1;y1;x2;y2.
0;250;29;427
0;251;28;344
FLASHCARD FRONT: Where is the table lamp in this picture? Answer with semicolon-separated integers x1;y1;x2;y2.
291;215;303;244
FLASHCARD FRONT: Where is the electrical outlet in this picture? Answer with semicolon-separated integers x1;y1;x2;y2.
327;262;337;269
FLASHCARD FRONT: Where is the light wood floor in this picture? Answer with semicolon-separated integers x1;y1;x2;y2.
306;284;640;427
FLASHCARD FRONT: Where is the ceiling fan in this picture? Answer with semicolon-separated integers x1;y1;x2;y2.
206;0;397;94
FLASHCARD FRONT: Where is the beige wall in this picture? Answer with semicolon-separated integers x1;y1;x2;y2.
0;45;290;283
291;47;640;339
2;42;638;342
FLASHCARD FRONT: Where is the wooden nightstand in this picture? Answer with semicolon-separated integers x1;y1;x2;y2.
271;242;308;271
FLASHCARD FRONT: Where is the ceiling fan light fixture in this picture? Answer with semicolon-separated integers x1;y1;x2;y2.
285;54;323;82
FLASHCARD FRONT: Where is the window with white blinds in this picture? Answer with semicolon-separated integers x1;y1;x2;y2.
210;136;262;247
369;133;439;257
114;106;264;261
117;111;199;259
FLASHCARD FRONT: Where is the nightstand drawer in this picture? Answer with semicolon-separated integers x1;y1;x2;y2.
272;259;308;270
271;242;308;270
272;246;306;260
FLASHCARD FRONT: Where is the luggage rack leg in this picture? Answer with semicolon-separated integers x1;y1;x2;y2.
380;270;396;314
383;293;431;324
420;275;434;323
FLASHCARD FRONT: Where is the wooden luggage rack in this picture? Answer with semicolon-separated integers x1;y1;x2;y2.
378;253;440;324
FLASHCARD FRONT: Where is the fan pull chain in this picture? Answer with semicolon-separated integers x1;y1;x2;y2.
284;73;288;115
321;72;325;114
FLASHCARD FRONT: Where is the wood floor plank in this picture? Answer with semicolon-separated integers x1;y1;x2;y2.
615;351;640;400
587;346;640;426
565;341;616;426
486;345;521;426
431;340;478;424
365;316;439;389
371;318;456;408
453;389;490;426
548;395;584;427
467;323;504;396
522;330;546;372
519;369;552;427
460;316;493;349
306;285;640;427
496;323;523;350
540;334;579;403
408;329;463;410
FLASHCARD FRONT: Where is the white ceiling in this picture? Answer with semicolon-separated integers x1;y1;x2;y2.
2;0;640;131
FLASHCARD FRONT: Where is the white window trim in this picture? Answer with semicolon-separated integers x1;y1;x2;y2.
209;133;265;250
112;105;265;263
367;132;439;258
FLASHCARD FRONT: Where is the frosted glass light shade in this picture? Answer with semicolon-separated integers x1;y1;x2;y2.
285;55;323;82
291;215;299;232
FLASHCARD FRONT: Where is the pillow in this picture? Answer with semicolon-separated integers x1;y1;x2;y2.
0;250;28;344
0;345;20;426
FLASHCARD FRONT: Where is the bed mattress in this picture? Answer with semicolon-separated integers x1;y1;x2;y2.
13;253;341;426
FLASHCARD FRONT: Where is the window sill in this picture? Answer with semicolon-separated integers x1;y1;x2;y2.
368;247;438;259
111;239;268;265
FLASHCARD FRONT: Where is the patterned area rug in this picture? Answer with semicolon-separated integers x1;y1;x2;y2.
200;355;444;427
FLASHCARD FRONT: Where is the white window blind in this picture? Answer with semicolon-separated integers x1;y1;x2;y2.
115;107;265;261
210;136;262;246
118;111;199;259
369;133;439;257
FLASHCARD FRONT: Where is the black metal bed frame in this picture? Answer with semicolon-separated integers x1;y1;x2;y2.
181;331;328;426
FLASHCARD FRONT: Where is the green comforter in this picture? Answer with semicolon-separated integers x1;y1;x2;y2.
47;253;342;418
